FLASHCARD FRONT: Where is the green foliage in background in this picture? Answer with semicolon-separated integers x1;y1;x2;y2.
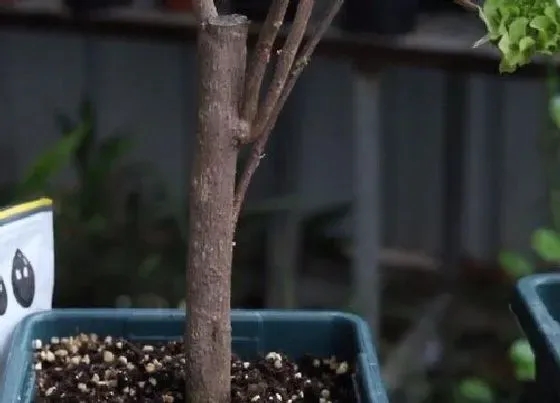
12;98;185;308
473;0;560;72
491;71;560;400
3;98;282;310
457;67;560;403
510;339;536;381
455;378;494;403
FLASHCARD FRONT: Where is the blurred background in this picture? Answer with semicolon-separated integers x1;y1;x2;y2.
0;0;553;401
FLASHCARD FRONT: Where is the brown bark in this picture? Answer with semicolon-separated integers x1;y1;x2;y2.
240;0;290;128
186;1;343;402
185;13;249;403
232;0;344;224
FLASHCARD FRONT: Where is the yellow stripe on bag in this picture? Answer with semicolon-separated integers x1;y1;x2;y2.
0;198;53;221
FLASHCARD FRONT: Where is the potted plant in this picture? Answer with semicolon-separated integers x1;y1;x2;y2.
1;309;386;401
63;0;133;14
456;0;560;400
0;0;389;402
510;274;560;402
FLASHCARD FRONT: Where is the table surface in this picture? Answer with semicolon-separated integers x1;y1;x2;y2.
1;1;554;76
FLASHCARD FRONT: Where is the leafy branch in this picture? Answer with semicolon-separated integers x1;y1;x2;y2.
460;0;560;73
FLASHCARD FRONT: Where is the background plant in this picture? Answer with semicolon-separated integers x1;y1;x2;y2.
454;69;560;403
9;98;186;308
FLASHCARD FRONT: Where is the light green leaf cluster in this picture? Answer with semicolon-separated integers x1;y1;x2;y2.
509;339;536;381
499;228;560;279
477;0;560;72
456;377;494;402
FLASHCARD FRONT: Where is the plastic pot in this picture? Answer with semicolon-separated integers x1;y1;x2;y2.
511;274;560;402
163;0;193;12
342;0;420;35
230;0;297;23
0;309;388;402
63;0;133;13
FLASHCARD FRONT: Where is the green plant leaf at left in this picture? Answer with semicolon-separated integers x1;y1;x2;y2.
549;94;560;130
17;122;89;199
509;338;535;381
456;377;494;403
498;250;534;278
89;132;134;183
531;228;560;261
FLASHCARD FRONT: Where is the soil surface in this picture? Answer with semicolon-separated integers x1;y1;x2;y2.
32;334;356;402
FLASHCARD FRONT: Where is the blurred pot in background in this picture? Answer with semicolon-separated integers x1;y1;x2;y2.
230;0;297;23
163;0;193;12
64;0;133;13
343;0;420;35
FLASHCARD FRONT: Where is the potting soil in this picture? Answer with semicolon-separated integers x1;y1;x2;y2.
32;333;357;402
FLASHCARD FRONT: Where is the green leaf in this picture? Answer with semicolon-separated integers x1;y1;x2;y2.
549;95;560;129
509;339;535;381
530;15;554;32
531;228;560;261
497;32;511;55
81;132;134;203
509;17;529;42
17;122;89;199
457;378;494;402
95;133;134;172
477;1;560;73
498;250;534;278
519;36;536;52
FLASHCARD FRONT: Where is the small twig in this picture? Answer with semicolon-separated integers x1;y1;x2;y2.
453;0;478;11
240;0;290;129
233;0;343;225
255;0;344;140
250;0;315;142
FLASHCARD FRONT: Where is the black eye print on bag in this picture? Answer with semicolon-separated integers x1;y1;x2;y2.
0;276;7;315
11;249;35;308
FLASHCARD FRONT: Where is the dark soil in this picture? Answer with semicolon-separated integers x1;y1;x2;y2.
32;334;356;402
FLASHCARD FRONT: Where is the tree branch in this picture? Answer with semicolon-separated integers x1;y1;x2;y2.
185;13;248;403
453;0;478;11
250;0;315;141
240;0;290;130
192;0;218;23
232;0;343;225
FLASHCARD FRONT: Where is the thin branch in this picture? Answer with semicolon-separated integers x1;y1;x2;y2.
297;0;343;64
232;0;343;225
192;0;218;23
453;0;478;11
249;0;315;142
240;0;290;128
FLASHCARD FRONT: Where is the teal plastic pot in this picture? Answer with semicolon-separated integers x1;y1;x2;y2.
0;309;388;402
511;274;560;402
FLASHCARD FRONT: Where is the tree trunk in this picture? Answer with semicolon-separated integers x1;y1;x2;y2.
185;14;249;403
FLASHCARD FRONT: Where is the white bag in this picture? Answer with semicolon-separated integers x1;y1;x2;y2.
0;198;54;361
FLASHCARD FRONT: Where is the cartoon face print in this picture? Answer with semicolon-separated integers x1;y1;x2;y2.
0;276;7;315
11;249;35;308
